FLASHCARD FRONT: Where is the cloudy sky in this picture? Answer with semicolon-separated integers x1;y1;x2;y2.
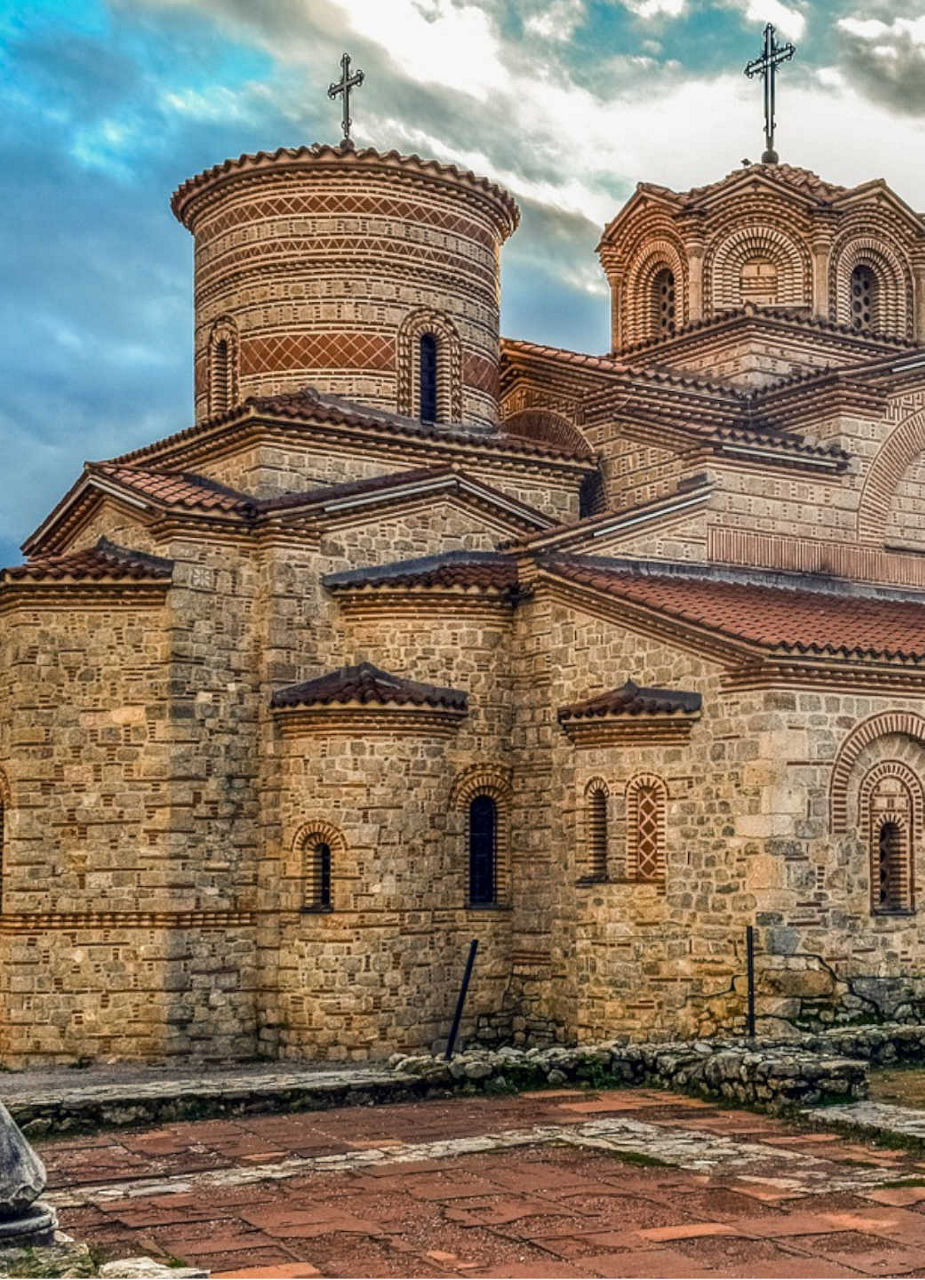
2;0;924;565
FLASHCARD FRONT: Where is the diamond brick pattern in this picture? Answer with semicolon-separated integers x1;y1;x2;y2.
240;333;395;376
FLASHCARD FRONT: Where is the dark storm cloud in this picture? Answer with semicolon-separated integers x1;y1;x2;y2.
836;13;925;116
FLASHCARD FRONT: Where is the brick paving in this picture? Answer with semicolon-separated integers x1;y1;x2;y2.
34;1088;925;1278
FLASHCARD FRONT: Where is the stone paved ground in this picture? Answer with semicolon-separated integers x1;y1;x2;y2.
34;1087;925;1279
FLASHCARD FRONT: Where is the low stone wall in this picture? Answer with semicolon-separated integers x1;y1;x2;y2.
392;1039;869;1113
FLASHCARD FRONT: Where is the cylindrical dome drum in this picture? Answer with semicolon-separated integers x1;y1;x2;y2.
171;143;519;429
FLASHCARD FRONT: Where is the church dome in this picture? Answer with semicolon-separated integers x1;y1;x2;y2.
172;143;520;428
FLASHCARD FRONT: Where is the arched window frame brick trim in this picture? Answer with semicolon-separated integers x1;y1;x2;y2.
623;240;688;345
859;761;921;914
625;772;668;885
829;234;913;339
451;765;512;906
830;713;925;833
861;759;920;914
207;317;239;417
396;309;462;424
705;224;811;314
858;408;925;546
583;777;610;881
291;820;346;912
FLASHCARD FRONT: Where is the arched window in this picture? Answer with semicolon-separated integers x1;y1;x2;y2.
653;268;676;337
208;322;237;416
468;795;497;905
302;837;333;911
866;772;914;913
626;774;667;884
0;787;4;913
741;259;778;305
587;784;608;880
419;333;438;423
851;265;878;332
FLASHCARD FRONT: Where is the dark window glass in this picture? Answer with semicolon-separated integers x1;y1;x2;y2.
212;339;230;412
316;842;331;908
878;822;901;911
851;265;877;332
420;333;438;423
469;795;496;905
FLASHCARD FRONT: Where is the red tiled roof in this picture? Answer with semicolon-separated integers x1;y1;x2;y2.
109;387;595;468
558;680;701;722
544;558;925;661
3;538;173;583
171;143;519;235
91;464;256;514
270;662;467;711
324;553;519;593
674;164;849;207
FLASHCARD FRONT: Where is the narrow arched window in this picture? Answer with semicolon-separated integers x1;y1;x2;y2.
851;265;878;332
469;795;496;905
0;791;4;913
653;268;675;337
626;774;667;884
420;333;438;423
303;839;333;911
866;771;914;913
210;337;232;414
588;787;608;879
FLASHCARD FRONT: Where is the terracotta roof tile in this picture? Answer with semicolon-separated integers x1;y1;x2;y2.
171;143;519;235
559;680;701;722
92;464;256;514
544;557;925;661
109;387;594;468
324;552;519;592
3;538;173;583
270;662;467;711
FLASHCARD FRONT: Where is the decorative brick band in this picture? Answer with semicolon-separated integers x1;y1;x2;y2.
0;910;257;933
830;712;925;832
709;526;925;589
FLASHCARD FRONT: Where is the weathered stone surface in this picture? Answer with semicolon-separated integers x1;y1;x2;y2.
0;1102;46;1219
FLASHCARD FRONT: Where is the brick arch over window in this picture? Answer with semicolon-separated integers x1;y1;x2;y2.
207;317;239;417
584;777;609;880
291;820;346;910
622;240;687;345
503;409;592;459
396;309;462;423
830;713;925;833
860;761;921;913
625;772;667;883
858;408;925;546
706;225;810;313
450;764;512;904
829;236;912;338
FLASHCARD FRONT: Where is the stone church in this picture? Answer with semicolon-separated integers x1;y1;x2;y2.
5;106;925;1065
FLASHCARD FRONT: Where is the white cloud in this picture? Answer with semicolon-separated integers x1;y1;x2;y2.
625;0;687;19
738;0;805;40
523;0;586;41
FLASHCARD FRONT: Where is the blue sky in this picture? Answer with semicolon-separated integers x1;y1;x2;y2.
2;0;925;565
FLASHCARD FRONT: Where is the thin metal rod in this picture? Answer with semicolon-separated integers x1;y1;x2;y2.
446;939;479;1060
746;925;756;1038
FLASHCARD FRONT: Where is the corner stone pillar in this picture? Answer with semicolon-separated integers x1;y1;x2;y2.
811;231;834;320
686;241;705;323
608;271;625;353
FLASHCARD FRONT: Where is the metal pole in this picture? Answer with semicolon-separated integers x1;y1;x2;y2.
445;938;479;1060
746;924;756;1038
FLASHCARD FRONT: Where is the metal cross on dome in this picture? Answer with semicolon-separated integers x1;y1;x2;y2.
744;23;796;165
328;52;365;146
